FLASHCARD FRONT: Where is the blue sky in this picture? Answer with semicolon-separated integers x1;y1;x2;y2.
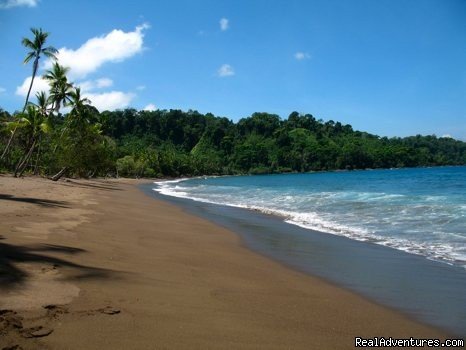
0;0;465;140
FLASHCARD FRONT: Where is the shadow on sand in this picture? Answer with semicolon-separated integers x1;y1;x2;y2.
0;194;69;208
60;180;123;191
0;241;115;289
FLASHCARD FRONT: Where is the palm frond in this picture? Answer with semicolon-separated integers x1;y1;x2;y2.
23;51;35;64
42;46;58;60
21;38;35;49
40;119;52;134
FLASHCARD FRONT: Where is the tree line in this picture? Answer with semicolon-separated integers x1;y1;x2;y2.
1;29;465;179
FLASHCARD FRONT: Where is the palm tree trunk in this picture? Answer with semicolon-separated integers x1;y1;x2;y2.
51;167;67;181
23;59;39;112
15;138;36;177
1;59;38;161
34;135;42;175
1;127;18;160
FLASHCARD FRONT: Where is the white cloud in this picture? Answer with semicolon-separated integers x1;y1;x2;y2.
16;77;134;111
77;78;114;92
76;80;93;92
84;91;135;112
136;85;146;91
16;76;133;111
96;78;113;88
143;103;156;111
220;18;229;31
44;23;150;79
15;76;50;98
0;87;6;93
441;134;453;139
16;25;149;112
294;52;311;60
0;0;38;9
217;64;234;77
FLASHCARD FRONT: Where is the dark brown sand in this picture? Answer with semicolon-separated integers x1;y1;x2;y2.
0;176;447;349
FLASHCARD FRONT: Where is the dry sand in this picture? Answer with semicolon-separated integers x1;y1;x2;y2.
0;175;447;349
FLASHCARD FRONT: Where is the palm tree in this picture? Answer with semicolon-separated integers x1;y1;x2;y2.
43;62;73;113
51;86;90;152
30;91;51;174
66;87;96;129
1;28;57;160
22;28;58;111
51;87;93;181
69;87;91;114
12;102;50;177
32;90;50;116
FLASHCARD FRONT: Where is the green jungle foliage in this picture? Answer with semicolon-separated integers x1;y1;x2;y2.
2;106;466;178
1;28;465;179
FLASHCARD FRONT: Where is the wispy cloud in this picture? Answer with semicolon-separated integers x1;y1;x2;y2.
217;64;234;77
44;23;150;79
143;103;156;111
220;18;229;31
294;52;311;60
0;87;6;93
0;0;38;9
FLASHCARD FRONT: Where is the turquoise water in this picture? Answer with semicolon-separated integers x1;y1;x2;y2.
155;166;466;270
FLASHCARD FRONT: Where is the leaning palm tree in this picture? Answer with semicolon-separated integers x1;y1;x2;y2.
10;92;50;177
12;103;50;177
43;62;73;113
1;28;57;160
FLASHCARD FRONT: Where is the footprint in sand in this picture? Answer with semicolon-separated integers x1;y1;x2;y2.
0;310;23;333
98;306;121;315
43;304;69;319
2;345;24;350
77;306;121;316
20;325;53;338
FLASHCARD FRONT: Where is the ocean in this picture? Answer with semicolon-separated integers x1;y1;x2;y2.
147;166;466;335
155;166;466;270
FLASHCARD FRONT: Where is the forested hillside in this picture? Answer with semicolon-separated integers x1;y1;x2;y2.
100;109;466;176
2;106;465;178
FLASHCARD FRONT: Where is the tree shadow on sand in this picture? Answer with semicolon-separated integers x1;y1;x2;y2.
0;241;116;289
60;180;123;191
0;194;69;208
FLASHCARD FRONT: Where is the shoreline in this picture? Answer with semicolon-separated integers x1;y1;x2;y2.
0;176;450;349
153;174;466;273
143;184;466;337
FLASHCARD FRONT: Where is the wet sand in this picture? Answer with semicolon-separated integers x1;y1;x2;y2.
0;175;447;349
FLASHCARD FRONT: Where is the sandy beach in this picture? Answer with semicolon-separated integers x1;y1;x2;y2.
0;176;447;349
